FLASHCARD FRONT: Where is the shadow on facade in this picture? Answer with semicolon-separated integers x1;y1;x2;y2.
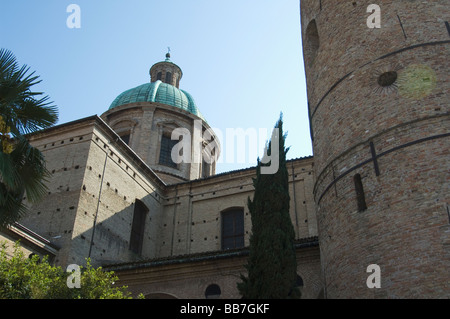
72;192;162;269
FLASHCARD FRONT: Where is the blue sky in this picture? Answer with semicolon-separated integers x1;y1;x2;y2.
0;0;312;174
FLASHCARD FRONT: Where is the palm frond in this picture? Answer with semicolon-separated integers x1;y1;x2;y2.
0;136;50;227
0;48;57;227
11;96;58;135
0;49;18;78
8;136;50;203
0;151;20;190
0;183;27;229
0;48;58;135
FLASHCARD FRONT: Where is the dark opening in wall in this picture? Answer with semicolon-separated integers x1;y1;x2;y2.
159;134;178;168
296;274;304;287
165;72;172;84
378;71;398;87
202;159;211;178
129;199;148;255
205;284;221;299
221;208;244;250
354;174;367;212
305;19;320;65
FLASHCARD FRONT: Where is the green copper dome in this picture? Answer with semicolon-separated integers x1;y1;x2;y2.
109;80;205;120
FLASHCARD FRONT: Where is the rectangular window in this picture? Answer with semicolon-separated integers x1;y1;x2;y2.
129;200;148;254
222;209;244;250
354;174;367;212
159;135;178;168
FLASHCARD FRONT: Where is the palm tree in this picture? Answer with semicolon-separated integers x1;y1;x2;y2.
0;48;58;228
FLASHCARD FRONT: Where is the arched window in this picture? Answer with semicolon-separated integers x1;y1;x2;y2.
295;275;304;288
289;274;304;298
130;199;148;254
205;284;221;299
165;72;172;84
304;19;320;65
221;208;244;250
157;72;162;81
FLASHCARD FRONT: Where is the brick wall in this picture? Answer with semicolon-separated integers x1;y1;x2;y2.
101;103;219;184
159;157;317;258
23;117;166;267
22;116;320;291
106;244;322;299
301;0;450;298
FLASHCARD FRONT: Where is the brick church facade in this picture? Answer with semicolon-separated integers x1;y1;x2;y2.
1;1;448;299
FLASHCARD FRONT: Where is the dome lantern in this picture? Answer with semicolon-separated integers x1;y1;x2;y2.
150;52;183;88
109;53;204;120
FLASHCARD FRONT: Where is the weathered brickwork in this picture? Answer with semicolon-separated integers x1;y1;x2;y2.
5;2;447;298
22;117;166;266
101;102;219;184
17;115;321;298
301;0;449;298
20;119;95;266
159;156;316;257
0;224;58;262
105;244;322;299
150;57;183;88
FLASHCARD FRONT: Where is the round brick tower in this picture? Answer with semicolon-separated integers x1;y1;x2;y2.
300;1;449;298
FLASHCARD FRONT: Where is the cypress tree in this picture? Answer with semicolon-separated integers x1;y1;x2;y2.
237;114;300;299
